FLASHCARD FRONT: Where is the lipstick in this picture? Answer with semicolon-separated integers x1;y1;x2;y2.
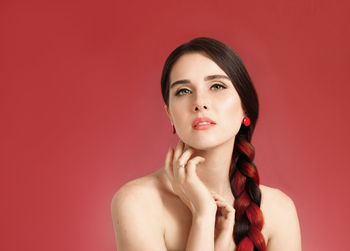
192;117;216;130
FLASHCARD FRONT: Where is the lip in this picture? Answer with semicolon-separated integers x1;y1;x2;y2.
192;117;216;129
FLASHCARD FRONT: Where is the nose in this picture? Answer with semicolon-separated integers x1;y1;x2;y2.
194;104;208;112
193;92;209;112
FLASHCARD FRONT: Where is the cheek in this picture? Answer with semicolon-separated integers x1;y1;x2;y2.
169;101;188;125
218;95;244;129
219;93;243;114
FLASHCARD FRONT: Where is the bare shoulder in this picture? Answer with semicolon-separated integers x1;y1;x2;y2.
259;184;295;209
111;170;165;221
111;171;164;206
110;170;167;251
259;184;299;225
259;184;302;251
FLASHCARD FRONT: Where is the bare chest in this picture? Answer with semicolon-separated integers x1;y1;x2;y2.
162;197;269;251
162;196;192;251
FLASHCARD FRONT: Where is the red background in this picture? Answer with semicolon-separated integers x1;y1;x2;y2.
1;0;349;250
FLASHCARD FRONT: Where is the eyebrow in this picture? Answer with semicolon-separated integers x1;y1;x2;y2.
170;74;231;89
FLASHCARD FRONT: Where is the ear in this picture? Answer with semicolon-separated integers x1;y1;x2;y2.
164;104;173;124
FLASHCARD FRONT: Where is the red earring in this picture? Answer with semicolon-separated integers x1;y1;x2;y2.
243;116;251;126
172;125;176;134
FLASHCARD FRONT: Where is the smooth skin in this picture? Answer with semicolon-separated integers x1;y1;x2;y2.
111;52;302;251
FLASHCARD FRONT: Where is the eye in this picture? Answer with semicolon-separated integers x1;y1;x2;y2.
210;83;226;90
174;83;226;96
175;88;191;96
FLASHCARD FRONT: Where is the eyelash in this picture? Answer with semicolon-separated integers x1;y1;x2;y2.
175;83;227;96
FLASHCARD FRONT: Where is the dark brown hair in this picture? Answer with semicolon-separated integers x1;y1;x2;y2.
160;37;266;251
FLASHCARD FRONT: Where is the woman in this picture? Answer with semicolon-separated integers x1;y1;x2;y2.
111;37;302;251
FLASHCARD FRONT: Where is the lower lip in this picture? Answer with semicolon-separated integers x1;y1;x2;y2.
193;123;216;130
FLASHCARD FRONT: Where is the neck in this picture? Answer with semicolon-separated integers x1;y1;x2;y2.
191;138;236;203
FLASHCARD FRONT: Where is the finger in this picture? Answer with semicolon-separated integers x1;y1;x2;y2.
174;147;195;182
174;162;186;183
216;205;234;221
215;200;235;215
211;194;234;210
177;148;195;172
215;201;227;212
211;192;226;202
164;147;174;180
174;140;184;160
211;193;235;213
186;156;205;180
215;200;231;209
216;205;234;222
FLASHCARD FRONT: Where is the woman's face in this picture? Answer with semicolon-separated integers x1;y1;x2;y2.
165;52;245;150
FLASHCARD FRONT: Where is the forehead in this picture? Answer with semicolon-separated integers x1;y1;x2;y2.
169;52;228;83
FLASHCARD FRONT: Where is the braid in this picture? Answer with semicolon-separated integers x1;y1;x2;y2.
230;134;266;251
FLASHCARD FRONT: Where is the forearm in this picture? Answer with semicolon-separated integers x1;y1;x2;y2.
186;213;216;251
214;231;234;251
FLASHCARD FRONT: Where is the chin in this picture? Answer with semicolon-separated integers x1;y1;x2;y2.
181;134;235;151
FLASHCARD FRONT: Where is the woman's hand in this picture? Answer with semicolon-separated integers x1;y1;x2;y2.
164;140;217;218
212;192;235;251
